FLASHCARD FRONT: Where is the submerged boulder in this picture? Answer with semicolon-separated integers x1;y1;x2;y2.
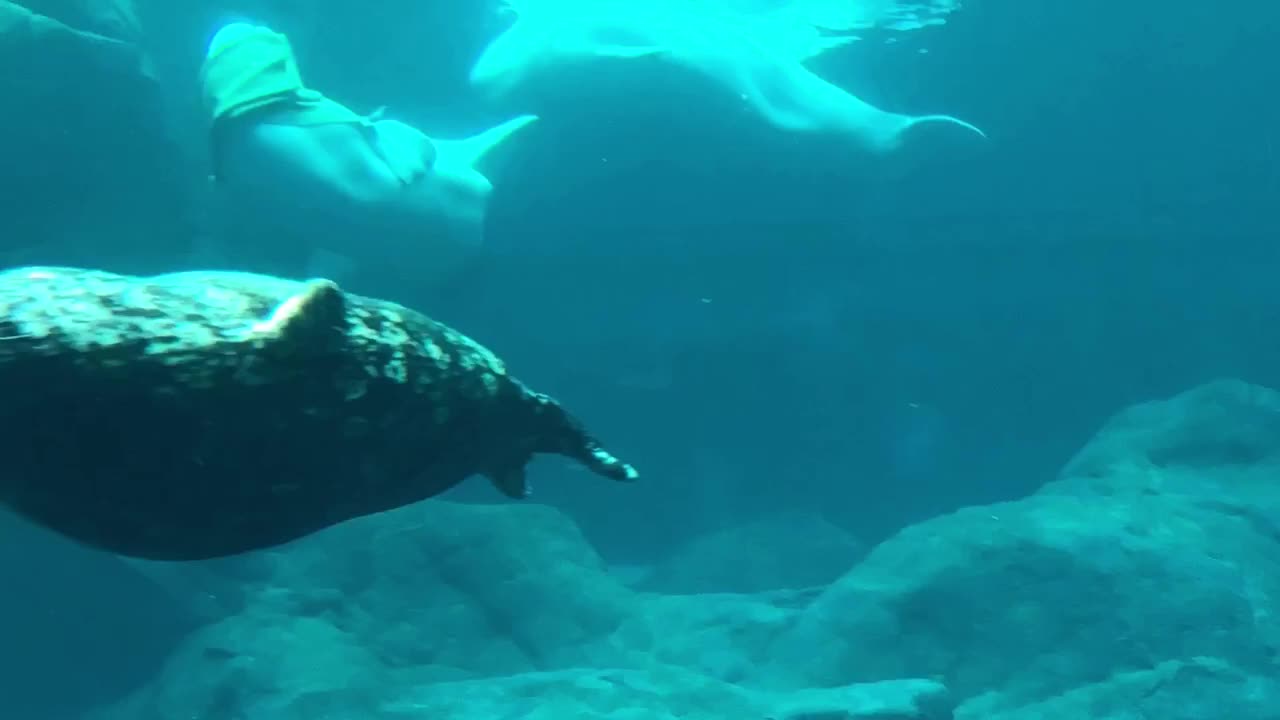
0;266;636;561
0;1;188;266
0;512;205;718
964;657;1280;720
87;379;1280;719
91;497;953;720
761;379;1280;707
637;510;865;594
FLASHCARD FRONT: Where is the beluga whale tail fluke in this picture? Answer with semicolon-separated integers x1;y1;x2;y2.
905;114;987;139
869;112;987;154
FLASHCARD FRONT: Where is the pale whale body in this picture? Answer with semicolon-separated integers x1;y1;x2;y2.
202;22;537;287
212;110;536;283
469;0;984;154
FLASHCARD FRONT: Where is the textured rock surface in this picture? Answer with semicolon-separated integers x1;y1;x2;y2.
0;1;188;268
761;378;1280;707
13;0;142;40
0;512;204;718
91;379;1280;719
0;266;635;561
93;500;950;720
382;673;952;720
245;502;637;676
637;510;865;594
963;657;1280;720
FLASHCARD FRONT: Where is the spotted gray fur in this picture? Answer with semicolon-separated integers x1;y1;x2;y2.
0;267;636;560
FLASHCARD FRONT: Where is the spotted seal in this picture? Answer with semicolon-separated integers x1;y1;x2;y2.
0;266;637;561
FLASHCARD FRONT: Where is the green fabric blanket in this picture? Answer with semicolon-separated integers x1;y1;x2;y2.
200;24;364;127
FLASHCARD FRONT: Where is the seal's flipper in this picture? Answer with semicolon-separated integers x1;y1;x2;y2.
523;390;639;484
489;466;532;499
575;440;640;482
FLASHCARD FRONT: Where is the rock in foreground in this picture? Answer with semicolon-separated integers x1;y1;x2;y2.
637;510;865;594
762;379;1280;707
0;1;189;266
0;266;636;561
382;671;951;720
87;379;1280;720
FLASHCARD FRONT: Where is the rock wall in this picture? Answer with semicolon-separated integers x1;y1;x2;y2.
90;379;1280;719
0;0;192;270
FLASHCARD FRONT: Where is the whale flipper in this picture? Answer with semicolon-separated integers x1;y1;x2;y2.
431;114;540;186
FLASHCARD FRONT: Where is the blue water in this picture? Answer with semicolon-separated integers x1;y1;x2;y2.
1;0;1277;717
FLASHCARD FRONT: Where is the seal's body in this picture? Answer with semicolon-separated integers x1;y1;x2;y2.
0;267;636;561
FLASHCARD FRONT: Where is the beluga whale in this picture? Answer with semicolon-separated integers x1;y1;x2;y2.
468;0;984;155
200;21;538;292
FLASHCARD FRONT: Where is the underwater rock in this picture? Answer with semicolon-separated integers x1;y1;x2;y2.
761;379;1280;706
81;500;638;719
12;0;142;40
236;501;638;676
770;677;954;720
0;266;636;561
0;2;186;266
962;657;1280;720
83;379;1280;720
85;496;952;720
123;664;952;720
1055;377;1280;491
637;509;865;594
0;511;204;718
378;671;952;720
101;629;953;720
